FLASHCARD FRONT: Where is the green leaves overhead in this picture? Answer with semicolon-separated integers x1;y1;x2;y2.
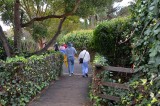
75;0;114;18
0;0;117;25
32;22;48;42
0;0;13;25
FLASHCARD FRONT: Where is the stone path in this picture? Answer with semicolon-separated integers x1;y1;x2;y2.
28;58;92;106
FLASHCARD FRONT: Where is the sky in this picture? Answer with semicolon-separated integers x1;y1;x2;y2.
0;21;10;31
114;0;135;8
0;0;134;31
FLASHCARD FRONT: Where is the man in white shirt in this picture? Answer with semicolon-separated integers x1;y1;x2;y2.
78;47;90;77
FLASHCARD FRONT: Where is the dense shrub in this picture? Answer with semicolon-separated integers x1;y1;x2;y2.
58;30;94;51
93;17;133;67
0;52;63;105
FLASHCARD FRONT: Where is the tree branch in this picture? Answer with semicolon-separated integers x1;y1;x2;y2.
140;18;153;37
118;29;135;45
32;17;67;55
21;0;81;27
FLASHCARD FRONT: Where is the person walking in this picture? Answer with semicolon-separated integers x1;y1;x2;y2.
59;44;68;68
78;47;90;77
63;43;68;67
65;42;77;76
54;42;59;51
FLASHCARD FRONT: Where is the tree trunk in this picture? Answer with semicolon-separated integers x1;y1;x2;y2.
89;15;95;29
0;26;12;57
84;19;88;29
14;0;22;54
38;39;44;49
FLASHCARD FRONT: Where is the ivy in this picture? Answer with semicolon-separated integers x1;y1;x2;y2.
121;0;160;105
0;52;63;105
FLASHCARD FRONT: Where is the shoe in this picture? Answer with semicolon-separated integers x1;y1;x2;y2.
71;73;74;75
82;75;85;77
69;74;71;77
85;73;88;77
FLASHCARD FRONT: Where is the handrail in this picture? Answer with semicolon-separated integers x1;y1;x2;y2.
101;82;129;90
105;66;134;73
98;94;120;102
95;65;134;73
93;65;134;103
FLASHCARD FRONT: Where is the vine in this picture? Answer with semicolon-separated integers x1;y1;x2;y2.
121;0;160;105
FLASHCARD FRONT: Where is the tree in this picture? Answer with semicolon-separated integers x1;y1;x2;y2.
13;0;22;54
0;0;116;56
32;22;48;49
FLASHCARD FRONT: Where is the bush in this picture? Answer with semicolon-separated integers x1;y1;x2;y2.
93;17;133;67
58;30;94;51
0;52;63;105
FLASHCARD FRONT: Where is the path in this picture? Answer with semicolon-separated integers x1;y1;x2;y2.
28;58;92;106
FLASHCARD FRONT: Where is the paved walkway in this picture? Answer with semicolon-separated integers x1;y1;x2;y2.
28;58;92;106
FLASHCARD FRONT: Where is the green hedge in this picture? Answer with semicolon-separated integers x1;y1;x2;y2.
58;30;94;51
93;17;132;67
0;52;63;105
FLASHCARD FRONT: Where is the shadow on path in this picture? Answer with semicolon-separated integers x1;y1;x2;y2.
28;58;92;106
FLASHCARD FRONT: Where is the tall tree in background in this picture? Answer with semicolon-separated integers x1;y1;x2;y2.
0;0;116;56
80;0;133;29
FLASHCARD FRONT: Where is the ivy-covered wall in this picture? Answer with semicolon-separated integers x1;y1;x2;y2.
93;17;133;67
0;53;63;105
121;0;160;105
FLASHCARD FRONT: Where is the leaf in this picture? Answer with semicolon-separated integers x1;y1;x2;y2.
151;97;157;103
149;49;157;57
154;28;160;35
144;28;151;35
149;6;154;11
148;58;155;64
158;34;160;39
150;80;153;85
141;79;147;85
150;92;154;98
138;94;143;99
155;56;160;66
